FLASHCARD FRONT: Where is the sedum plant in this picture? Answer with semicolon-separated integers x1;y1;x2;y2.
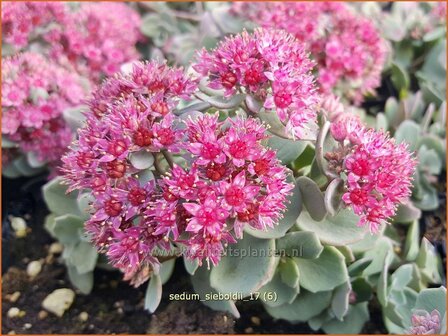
41;26;446;335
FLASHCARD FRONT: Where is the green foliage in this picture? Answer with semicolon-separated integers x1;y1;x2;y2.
43;178;97;294
209;235;277;297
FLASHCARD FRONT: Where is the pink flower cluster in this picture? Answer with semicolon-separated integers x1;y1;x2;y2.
410;310;441;335
232;2;387;104
193;28;319;139
63;60;197;191
48;2;142;81
1;1;66;48
62;60;293;282
2;1;142;81
2;52;88;170
325;106;416;233
62;61;197;283
149;115;293;266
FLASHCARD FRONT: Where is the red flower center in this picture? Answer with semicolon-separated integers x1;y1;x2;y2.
77;151;94;169
157;128;175;146
108;140;127;157
205;163;227;181
274;91;292;109
133;127;153;147
163;189;178;202
128;187;147;206
221;72;237;89
237;203;258;222
351;158;370;176
349;188;368;205
104;198;123;217
244;68;264;86
254;159;269;176
106;160;126;179
225;186;245;206
229;140;248;159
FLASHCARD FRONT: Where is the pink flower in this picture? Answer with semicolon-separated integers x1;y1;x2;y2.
219;171;261;212
183;194;229;236
193;28;319;139
107;227;152;280
232;2;387;105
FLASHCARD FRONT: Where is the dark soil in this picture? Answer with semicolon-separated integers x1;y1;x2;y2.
1;174;441;334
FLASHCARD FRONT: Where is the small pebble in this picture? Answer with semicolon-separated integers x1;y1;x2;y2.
245;327;254;333
23;323;32;330
79;312;89;322
42;288;75;317
8;291;21;303
49;243;63;254
26;261;42;278
8;331;16;335
38;310;48;320
10;217;27;238
7;307;20;318
251;316;261;326
18;311;26;318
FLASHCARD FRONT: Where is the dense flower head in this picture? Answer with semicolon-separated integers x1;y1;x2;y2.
61;60;198;280
2;52;89;170
193;28;319;139
232;2;387;104
48;2;142;81
1;1;66;48
2;1;142;82
324;110;416;233
146;114;293;266
63;104;293;279
409;310;441;335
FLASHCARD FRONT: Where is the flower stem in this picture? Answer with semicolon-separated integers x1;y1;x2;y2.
162;150;174;169
315;121;333;178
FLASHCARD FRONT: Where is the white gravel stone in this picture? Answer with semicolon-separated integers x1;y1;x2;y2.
26;261;42;278
42;288;75;317
10;217;27;238
7;307;20;318
79;312;89;322
49;242;63;254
